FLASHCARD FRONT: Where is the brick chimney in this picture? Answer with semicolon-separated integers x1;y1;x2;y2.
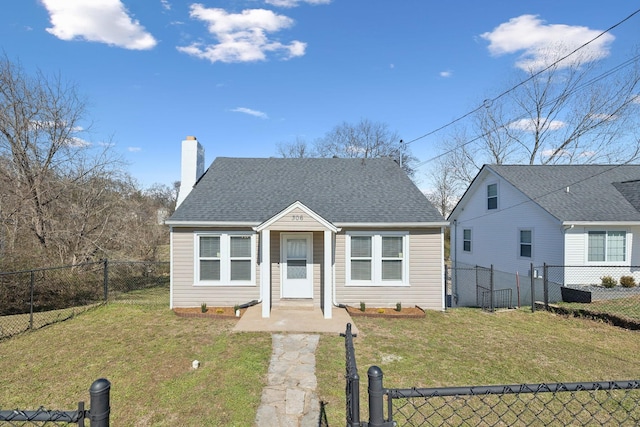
176;136;204;207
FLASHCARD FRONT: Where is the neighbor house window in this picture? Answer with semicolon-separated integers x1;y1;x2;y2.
588;231;626;262
463;229;471;252
196;232;255;285
347;232;408;285
519;229;532;258
487;183;498;210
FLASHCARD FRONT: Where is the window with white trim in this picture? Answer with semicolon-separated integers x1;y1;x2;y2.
487;183;498;210
346;232;408;285
463;229;471;252
519;229;532;258
588;231;626;262
195;232;255;285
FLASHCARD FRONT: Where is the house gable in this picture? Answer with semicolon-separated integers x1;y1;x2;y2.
255;201;340;233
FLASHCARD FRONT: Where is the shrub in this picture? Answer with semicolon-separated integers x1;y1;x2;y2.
601;276;617;288
377;308;385;314
396;302;402;312
200;302;208;313
620;276;637;288
359;301;366;312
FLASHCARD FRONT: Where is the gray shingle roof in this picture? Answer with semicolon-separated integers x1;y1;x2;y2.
488;164;640;222
169;157;444;224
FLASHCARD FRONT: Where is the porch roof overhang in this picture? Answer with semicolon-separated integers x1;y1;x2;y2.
254;201;340;233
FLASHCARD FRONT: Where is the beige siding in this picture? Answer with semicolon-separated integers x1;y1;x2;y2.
269;207;328;231
171;227;260;308
335;228;444;310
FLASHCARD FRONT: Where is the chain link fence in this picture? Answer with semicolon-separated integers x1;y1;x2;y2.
341;324;640;427
0;260;169;340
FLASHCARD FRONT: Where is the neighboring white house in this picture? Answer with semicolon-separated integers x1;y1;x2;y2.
165;137;448;319
448;164;640;306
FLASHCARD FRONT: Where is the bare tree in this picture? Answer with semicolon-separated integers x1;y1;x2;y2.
0;55;127;266
315;119;418;178
440;46;640;189
276;137;314;158
424;158;460;218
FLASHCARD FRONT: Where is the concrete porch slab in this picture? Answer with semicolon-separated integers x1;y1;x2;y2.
233;304;358;335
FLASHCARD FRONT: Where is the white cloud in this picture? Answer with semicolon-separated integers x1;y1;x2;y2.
508;118;565;131
128;146;142;152
160;0;171;11
231;107;268;119
265;0;331;7
41;0;157;50
439;70;452;78
481;15;614;71
177;5;306;63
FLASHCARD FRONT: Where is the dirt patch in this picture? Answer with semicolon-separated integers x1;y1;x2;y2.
345;305;425;319
173;306;244;319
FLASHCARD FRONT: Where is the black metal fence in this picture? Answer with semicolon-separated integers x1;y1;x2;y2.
0;260;169;340
342;324;640;426
0;378;110;426
448;262;640;328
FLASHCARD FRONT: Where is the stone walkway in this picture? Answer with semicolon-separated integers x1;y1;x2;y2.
255;334;321;426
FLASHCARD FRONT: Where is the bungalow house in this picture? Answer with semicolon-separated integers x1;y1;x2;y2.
165;137;448;318
448;164;640;306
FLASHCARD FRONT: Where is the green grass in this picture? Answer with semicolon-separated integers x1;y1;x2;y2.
316;308;640;426
0;301;272;426
559;295;640;322
2;299;640;426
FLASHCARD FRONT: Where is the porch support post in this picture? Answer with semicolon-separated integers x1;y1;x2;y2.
261;229;271;318
323;229;333;319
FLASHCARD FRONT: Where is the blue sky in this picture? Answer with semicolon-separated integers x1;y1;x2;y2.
2;1;638;188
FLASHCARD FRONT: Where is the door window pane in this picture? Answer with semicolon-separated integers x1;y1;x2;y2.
287;259;307;279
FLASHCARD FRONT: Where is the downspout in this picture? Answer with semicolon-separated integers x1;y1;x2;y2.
453;219;458;305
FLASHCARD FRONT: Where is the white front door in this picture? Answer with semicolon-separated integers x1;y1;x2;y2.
281;233;313;298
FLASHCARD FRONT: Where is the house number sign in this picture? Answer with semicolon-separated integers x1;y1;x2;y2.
292;215;304;221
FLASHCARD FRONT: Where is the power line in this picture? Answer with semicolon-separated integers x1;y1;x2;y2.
404;7;640;149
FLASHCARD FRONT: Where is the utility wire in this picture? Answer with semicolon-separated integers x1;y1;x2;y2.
413;51;640;169
404;7;640;148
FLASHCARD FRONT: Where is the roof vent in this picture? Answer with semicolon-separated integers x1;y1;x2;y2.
566;186;570;193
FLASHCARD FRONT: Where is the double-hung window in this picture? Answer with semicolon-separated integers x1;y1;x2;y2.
463;229;472;252
588;231;626;262
347;232;408;285
487;183;498;210
519;229;532;258
196;232;255;285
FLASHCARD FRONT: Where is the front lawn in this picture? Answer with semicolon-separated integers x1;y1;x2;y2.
316;308;640;425
2;301;640;426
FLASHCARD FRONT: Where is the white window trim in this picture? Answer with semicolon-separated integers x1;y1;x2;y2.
585;229;628;265
487;182;498;211
345;231;409;287
462;228;472;253
518;228;533;259
194;231;256;286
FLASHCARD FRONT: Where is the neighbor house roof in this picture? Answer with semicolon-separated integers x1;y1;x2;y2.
168;157;445;225
487;164;640;222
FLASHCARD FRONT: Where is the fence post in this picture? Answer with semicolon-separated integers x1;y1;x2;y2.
490;264;495;313
543;263;549;311
29;270;35;330
368;366;386;427
530;263;535;313
89;378;110;427
103;259;109;302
